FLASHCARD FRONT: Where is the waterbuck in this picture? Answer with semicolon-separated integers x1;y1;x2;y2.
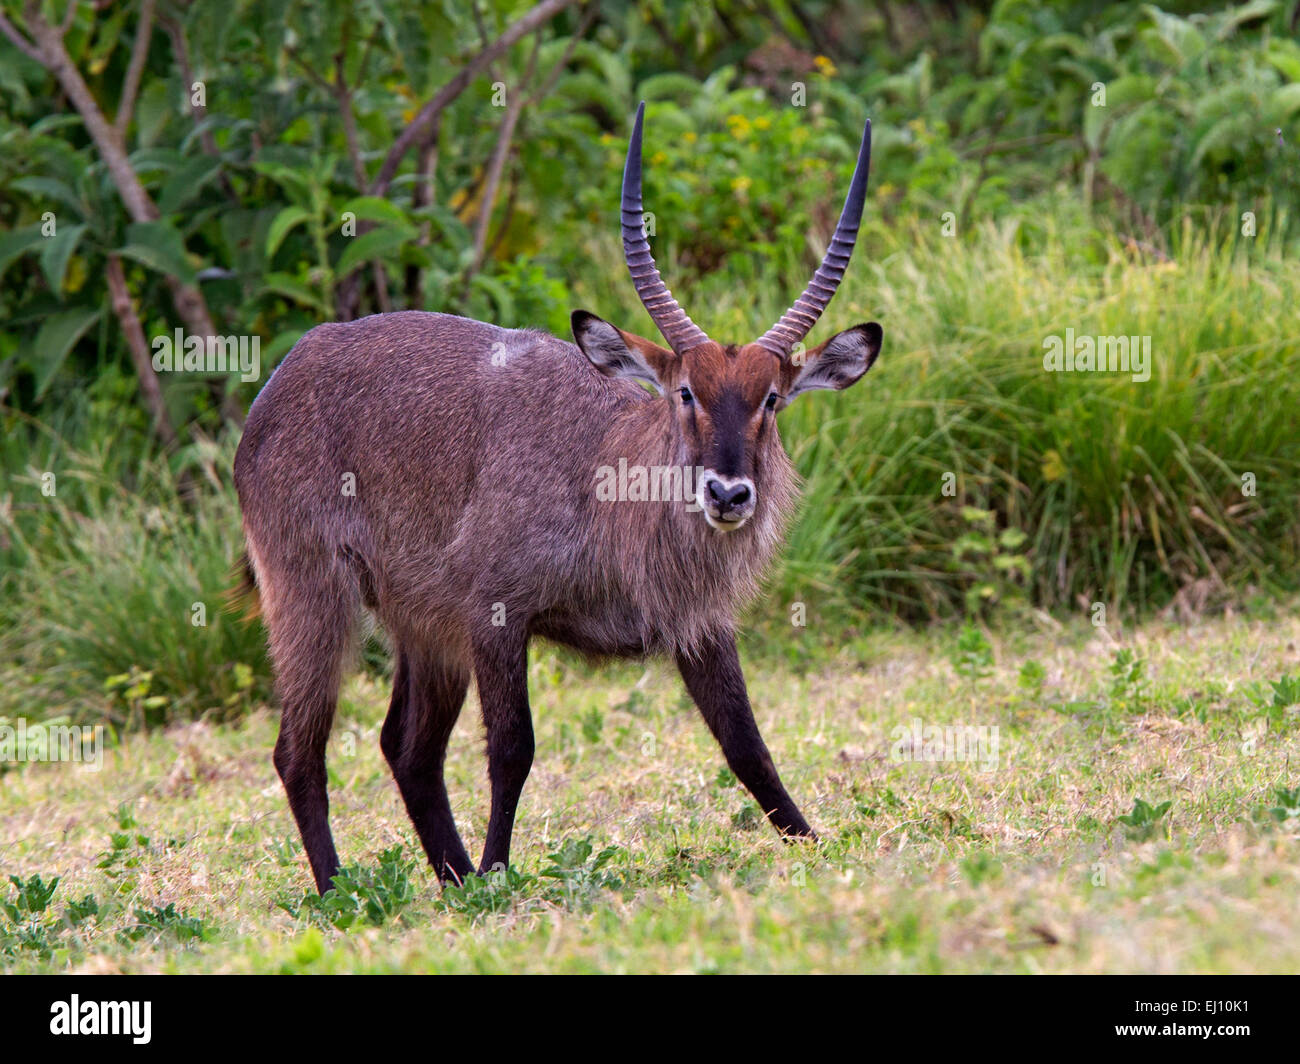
233;103;882;893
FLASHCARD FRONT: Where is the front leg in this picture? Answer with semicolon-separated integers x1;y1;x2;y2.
470;624;535;875
675;631;816;839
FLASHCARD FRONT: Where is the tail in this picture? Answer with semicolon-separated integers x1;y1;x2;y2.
225;549;262;622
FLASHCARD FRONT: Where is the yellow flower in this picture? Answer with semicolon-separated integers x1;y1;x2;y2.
753;116;772;131
683;131;697;143
814;55;837;77
726;113;752;138
1041;449;1066;483
730;176;752;195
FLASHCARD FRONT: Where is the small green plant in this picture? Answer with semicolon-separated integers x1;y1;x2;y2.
948;507;1031;616
292;846;418;930
0;874;104;960
960;851;1003;886
97;802;150;873
1018;659;1046;698
1270;675;1300;707
103;668;171;727
63;894;100;927
580;705;604;743
1116;798;1172;841
1269;785;1300;824
438;866;537;920
951;621;994;682
118;903;210;945
1107;649;1149;711
538;836;622;910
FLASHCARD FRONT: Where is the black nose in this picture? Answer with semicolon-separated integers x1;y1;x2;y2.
706;479;752;512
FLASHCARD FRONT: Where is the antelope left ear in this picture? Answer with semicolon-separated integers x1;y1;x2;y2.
572;310;673;394
786;322;882;400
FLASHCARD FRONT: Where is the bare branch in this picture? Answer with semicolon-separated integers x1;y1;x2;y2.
0;9;44;62
525;0;596;108
115;0;157;137
369;0;578;197
105;253;180;449
468;35;540;277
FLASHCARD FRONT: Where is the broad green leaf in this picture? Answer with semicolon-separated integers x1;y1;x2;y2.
39;222;87;292
263;272;329;314
334;226;408;278
1264;39;1300;83
9;175;83;214
263;328;306;365
117;221;197;284
0;225;50;283
337;196;415;231
27;306;102;399
265;206;315;260
158;156;222;215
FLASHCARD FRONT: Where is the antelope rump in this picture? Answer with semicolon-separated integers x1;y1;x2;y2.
233;103;883;894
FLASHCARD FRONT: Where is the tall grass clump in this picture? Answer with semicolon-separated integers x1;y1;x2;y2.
0;430;270;726
772;218;1300;621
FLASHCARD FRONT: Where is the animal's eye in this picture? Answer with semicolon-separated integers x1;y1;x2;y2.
764;392;779;410
679;386;694;404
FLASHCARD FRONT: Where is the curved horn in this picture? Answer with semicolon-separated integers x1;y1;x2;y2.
756;119;872;358
622;101;710;353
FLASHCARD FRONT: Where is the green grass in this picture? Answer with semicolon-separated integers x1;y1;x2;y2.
0;435;272;724
2;603;1298;973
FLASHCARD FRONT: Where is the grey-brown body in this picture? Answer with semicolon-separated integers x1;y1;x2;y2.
236;311;791;663
235;102;880;894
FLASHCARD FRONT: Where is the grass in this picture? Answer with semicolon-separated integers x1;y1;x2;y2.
2;601;1298;973
0;436;272;725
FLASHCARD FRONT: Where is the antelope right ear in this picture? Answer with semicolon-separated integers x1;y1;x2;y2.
785;322;883;401
572;310;673;393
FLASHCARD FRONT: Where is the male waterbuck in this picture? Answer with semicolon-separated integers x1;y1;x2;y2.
234;103;882;893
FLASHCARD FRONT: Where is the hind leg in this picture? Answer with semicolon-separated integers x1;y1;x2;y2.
381;648;474;883
262;572;356;894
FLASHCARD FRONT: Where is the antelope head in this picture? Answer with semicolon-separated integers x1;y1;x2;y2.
573;102;883;532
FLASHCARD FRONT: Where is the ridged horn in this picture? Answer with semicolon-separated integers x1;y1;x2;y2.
755;119;872;358
621;101;710;353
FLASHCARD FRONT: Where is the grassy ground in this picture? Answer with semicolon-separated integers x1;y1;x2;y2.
2;602;1298;974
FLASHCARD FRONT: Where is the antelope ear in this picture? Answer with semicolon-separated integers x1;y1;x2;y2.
785;322;882;400
572;310;673;393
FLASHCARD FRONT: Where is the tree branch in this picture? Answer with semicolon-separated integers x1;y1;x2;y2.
467;35;540;278
115;0;157;137
105;253;179;449
368;0;578;197
0;9;42;62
